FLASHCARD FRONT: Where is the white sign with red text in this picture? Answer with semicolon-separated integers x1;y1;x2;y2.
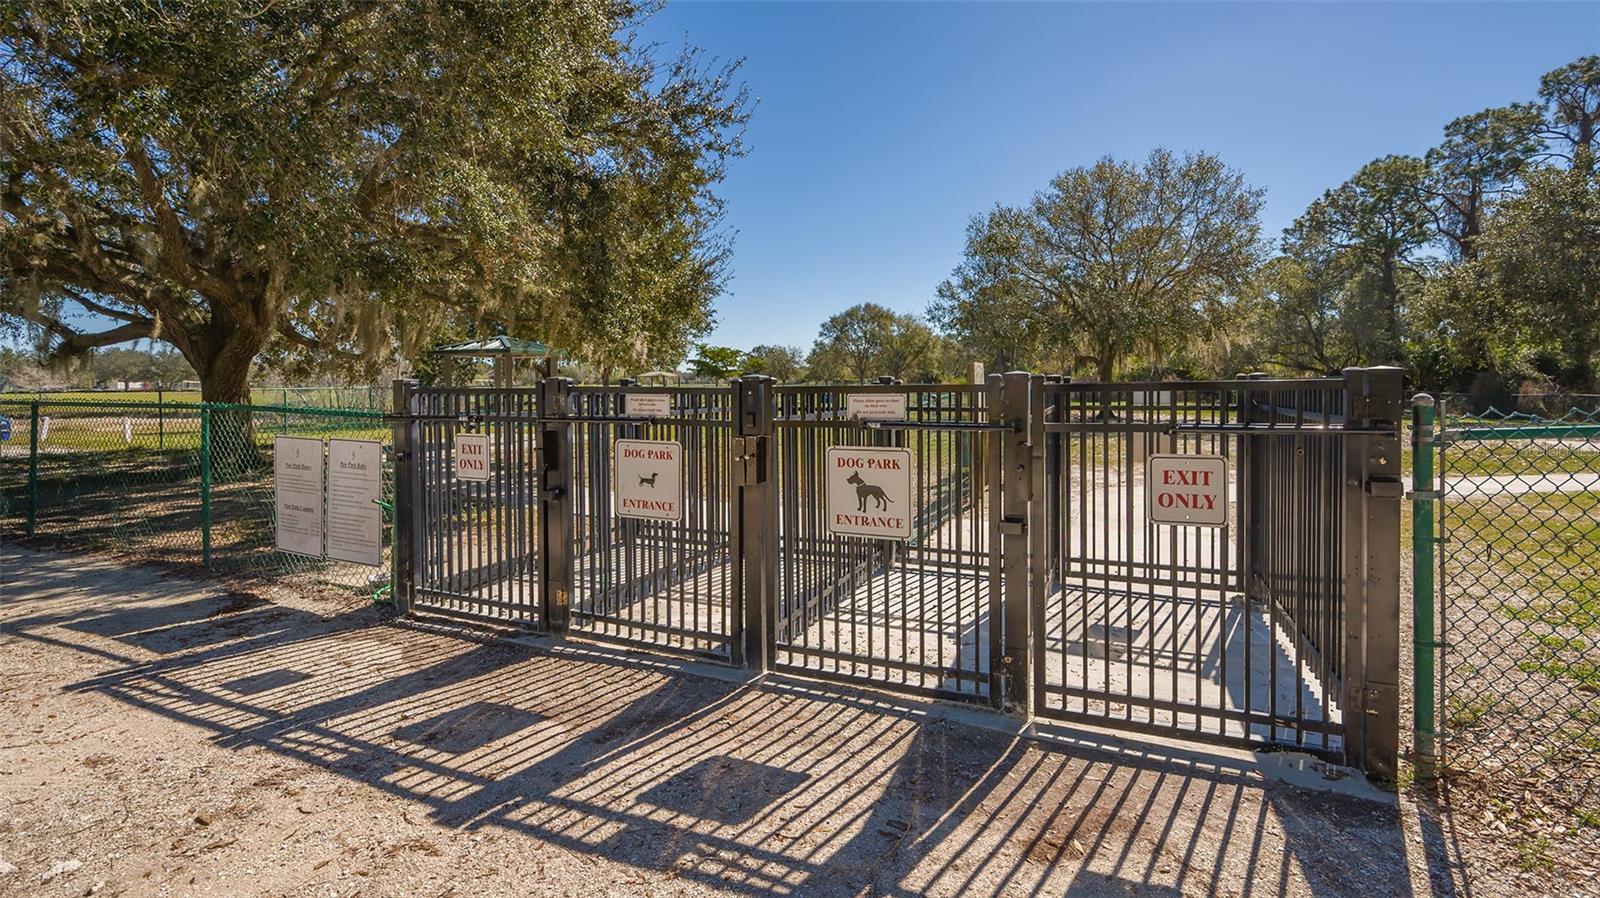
454;432;491;482
614;439;684;521
1146;454;1228;527
825;446;913;539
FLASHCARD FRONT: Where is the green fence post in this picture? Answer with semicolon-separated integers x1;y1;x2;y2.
157;389;165;448
26;401;39;536
1412;394;1439;777
200;405;213;569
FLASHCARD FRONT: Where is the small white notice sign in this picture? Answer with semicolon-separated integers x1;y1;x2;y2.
326;439;384;566
825;446;913;539
614;439;684;521
625;393;672;418
846;393;908;421
274;436;324;557
1146;454;1228;527
454;432;490;482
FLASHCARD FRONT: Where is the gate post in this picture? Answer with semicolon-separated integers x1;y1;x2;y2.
389;379;419;614
1410;394;1439;777
1342;366;1404;780
731;375;777;671
993;370;1038;713
540;377;574;634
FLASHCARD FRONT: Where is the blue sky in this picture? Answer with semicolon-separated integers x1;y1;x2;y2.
637;1;1600;352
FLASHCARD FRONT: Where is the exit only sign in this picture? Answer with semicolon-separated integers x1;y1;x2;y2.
1146;454;1228;527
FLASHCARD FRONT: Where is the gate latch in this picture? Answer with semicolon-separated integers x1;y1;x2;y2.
1000;515;1026;536
1364;476;1403;499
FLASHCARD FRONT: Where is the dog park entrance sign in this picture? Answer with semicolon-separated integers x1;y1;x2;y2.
614;439;684;522
1146;454;1228;527
825;446;913;539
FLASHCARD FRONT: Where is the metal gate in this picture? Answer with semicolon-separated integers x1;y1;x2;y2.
389;368;1403;777
562;382;739;659
771;382;1001;702
392;383;542;627
1028;370;1401;773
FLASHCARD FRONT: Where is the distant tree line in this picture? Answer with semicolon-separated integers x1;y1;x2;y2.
930;56;1599;397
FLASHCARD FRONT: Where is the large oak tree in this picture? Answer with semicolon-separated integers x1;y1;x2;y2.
1;1;748;402
932;149;1262;382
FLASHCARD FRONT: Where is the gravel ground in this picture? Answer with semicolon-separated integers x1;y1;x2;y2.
0;545;1589;897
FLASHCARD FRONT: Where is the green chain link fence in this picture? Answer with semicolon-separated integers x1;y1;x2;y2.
1414;392;1600;811
0;398;393;598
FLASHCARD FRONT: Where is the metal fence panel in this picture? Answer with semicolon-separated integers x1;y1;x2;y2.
1031;377;1372;759
563;385;738;659
1422;393;1600;804
0;397;392;597
404;386;541;626
771;383;1000;702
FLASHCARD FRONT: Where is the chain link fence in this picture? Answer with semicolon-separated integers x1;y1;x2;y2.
1414;393;1600;810
0;398;392;598
0;384;386;411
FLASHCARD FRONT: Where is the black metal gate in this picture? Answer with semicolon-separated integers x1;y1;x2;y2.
770;382;1001;702
392;384;542;627
562;383;738;659
1028;371;1401;773
389;368;1403;777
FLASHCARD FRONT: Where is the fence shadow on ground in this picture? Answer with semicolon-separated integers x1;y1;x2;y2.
1;548;1459;897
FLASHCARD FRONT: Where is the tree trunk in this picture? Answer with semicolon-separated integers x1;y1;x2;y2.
188;313;270;478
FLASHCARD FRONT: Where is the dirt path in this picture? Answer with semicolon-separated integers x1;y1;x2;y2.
0;546;1583;897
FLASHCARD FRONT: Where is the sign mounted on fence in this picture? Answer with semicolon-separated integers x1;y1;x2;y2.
625;393;672;419
454;432;490;482
326;439;383;566
614;439;684;521
274;436;325;557
846;393;908;421
825;446;913;539
1146;454;1228;527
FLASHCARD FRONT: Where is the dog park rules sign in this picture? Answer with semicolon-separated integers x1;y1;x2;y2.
614;439;684;522
825;446;913;539
1146;454;1228;527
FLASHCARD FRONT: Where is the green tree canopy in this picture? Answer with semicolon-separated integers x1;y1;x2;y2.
931;149;1263;381
807;303;945;383
741;344;806;381
1283;155;1432;365
0;2;749;402
684;343;744;382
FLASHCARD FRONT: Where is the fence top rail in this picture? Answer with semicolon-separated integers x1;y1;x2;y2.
1045;376;1346;393
570;384;734;398
0;397;384;419
775;382;987;396
1442;423;1600;442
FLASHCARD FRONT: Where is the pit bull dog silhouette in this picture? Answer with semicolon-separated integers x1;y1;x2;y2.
639;472;659;488
845;471;893;512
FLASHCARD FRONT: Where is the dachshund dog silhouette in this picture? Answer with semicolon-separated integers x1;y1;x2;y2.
845;471;893;512
639;472;659;488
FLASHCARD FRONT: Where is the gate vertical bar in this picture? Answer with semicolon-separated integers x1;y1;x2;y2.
390;379;419;615
996;371;1034;712
26;400;38;536
540;377;573;633
732;375;777;671
1410;393;1439;776
1342;366;1404;779
200;405;212;569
